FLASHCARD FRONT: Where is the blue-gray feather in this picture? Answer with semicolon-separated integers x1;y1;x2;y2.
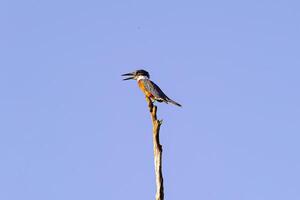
141;79;168;100
141;79;182;107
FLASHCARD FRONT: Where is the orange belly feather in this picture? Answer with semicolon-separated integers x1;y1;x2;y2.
138;81;154;98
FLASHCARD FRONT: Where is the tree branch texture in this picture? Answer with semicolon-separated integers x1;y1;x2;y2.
146;97;164;200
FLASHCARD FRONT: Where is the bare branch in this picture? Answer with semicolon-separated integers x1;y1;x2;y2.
146;97;164;200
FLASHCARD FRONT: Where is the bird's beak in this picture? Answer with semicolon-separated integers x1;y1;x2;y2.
122;72;135;80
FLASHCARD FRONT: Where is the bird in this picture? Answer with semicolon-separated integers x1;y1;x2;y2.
122;69;182;107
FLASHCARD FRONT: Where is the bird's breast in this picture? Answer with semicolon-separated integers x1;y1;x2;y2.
138;80;153;98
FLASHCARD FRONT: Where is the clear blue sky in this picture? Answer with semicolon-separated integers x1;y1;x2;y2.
1;0;300;199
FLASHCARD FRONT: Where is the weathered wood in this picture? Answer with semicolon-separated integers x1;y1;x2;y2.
146;97;164;200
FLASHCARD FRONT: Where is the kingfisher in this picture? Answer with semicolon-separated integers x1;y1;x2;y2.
122;69;182;107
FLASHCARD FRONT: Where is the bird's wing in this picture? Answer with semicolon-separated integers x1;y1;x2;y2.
141;79;169;100
142;79;182;106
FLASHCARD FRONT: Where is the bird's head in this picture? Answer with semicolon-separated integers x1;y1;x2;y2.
122;69;150;81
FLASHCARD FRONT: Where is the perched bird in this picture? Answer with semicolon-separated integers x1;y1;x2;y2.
122;69;182;107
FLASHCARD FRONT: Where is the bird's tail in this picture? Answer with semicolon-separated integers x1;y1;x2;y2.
167;98;182;107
